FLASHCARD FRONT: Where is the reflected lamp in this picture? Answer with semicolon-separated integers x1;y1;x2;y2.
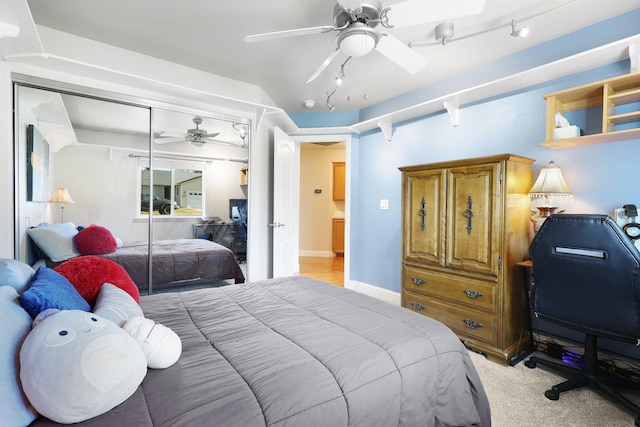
49;188;75;223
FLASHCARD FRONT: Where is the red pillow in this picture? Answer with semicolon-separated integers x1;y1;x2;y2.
74;225;117;255
54;256;140;306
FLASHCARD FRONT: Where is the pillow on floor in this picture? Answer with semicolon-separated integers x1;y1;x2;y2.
74;225;118;255
0;286;38;426
94;283;143;327
55;256;140;307
20;267;91;319
0;258;35;293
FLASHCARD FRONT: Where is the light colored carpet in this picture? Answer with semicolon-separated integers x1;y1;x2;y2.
469;351;640;426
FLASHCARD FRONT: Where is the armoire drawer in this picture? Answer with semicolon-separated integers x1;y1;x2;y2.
403;290;497;345
404;266;496;312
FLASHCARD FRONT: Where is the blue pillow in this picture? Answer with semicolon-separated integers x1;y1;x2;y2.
20;267;91;318
0;258;35;293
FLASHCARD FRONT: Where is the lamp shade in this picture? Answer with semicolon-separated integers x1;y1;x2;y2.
336;23;378;57
529;161;572;198
48;188;74;204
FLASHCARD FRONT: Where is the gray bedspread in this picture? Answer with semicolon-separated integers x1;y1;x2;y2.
31;276;491;426
99;238;245;287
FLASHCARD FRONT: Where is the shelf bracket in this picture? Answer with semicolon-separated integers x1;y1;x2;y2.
377;119;393;142
444;99;460;127
630;42;639;73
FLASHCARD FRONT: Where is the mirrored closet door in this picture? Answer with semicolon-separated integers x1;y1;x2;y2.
14;82;249;294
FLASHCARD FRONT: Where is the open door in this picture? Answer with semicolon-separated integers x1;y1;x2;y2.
272;127;299;277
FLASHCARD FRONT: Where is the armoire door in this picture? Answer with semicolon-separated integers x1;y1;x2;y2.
403;169;445;266
446;162;501;276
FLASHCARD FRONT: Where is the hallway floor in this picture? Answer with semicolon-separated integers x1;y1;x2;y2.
298;256;344;286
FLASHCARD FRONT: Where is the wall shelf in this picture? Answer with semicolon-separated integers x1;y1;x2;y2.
541;72;640;149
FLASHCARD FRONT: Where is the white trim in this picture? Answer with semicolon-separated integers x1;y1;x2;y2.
299;250;334;257
345;280;401;306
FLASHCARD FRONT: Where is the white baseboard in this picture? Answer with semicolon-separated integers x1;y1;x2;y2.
299;250;334;257
345;280;401;306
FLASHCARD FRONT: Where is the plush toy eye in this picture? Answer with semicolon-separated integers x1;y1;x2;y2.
45;328;76;347
85;313;108;328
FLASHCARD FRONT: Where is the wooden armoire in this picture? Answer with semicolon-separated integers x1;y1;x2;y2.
399;154;534;365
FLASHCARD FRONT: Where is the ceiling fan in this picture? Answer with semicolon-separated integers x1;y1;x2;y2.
244;0;486;83
155;117;248;148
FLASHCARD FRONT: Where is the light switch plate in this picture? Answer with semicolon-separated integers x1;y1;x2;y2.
380;199;389;210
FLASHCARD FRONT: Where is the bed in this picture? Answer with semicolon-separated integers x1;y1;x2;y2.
25;223;245;291
98;238;245;288
28;275;491;426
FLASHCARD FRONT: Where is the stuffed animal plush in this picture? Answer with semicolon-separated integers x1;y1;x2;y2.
19;310;148;424
123;316;182;369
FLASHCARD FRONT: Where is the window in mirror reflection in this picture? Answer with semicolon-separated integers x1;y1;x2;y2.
140;167;203;216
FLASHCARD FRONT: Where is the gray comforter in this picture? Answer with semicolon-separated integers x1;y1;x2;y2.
99;238;245;287
31;276;491;426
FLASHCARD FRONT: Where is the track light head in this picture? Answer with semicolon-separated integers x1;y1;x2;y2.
511;19;530;38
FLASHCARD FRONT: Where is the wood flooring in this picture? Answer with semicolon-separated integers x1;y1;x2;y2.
298;256;344;286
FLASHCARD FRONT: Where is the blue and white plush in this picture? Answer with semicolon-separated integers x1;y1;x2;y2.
19;310;147;424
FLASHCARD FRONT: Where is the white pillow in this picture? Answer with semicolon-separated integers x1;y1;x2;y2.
20;310;147;424
0;258;35;293
0;286;38;426
27;222;80;262
93;283;144;327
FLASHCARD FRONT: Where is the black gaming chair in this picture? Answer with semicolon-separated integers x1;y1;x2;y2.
525;214;640;425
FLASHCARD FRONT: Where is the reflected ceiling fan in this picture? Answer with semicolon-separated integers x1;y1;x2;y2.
244;0;485;83
155;117;247;148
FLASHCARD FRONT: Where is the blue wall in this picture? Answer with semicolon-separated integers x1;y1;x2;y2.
291;10;640;293
352;61;639;293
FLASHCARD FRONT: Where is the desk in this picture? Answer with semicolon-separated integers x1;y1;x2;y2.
193;223;246;261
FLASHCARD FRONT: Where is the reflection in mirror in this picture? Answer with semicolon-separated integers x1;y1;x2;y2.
15;84;250;295
139;167;204;216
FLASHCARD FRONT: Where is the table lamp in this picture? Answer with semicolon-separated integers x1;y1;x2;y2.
49;187;74;223
529;161;572;232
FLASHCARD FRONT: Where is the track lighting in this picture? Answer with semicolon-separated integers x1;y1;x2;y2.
435;22;454;46
511;19;529;39
327;88;337;112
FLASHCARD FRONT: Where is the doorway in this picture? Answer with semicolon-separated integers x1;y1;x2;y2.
298;141;346;286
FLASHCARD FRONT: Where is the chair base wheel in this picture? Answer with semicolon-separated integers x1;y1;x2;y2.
544;388;560;400
524;360;537;369
635;416;640;427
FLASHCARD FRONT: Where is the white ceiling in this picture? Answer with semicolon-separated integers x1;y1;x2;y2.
24;0;640;113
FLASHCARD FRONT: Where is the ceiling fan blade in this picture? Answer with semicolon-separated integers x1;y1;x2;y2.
306;49;341;84
203;132;220;138
154;137;187;144
204;137;246;148
375;34;427;74
386;0;486;28
245;25;335;43
338;0;362;11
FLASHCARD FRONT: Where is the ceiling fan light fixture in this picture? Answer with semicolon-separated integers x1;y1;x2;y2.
511;19;530;38
189;139;206;148
336;23;379;57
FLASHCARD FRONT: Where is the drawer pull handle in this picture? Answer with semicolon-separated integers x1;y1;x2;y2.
411;277;426;286
463;289;484;299
463;319;483;330
411;302;426;311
